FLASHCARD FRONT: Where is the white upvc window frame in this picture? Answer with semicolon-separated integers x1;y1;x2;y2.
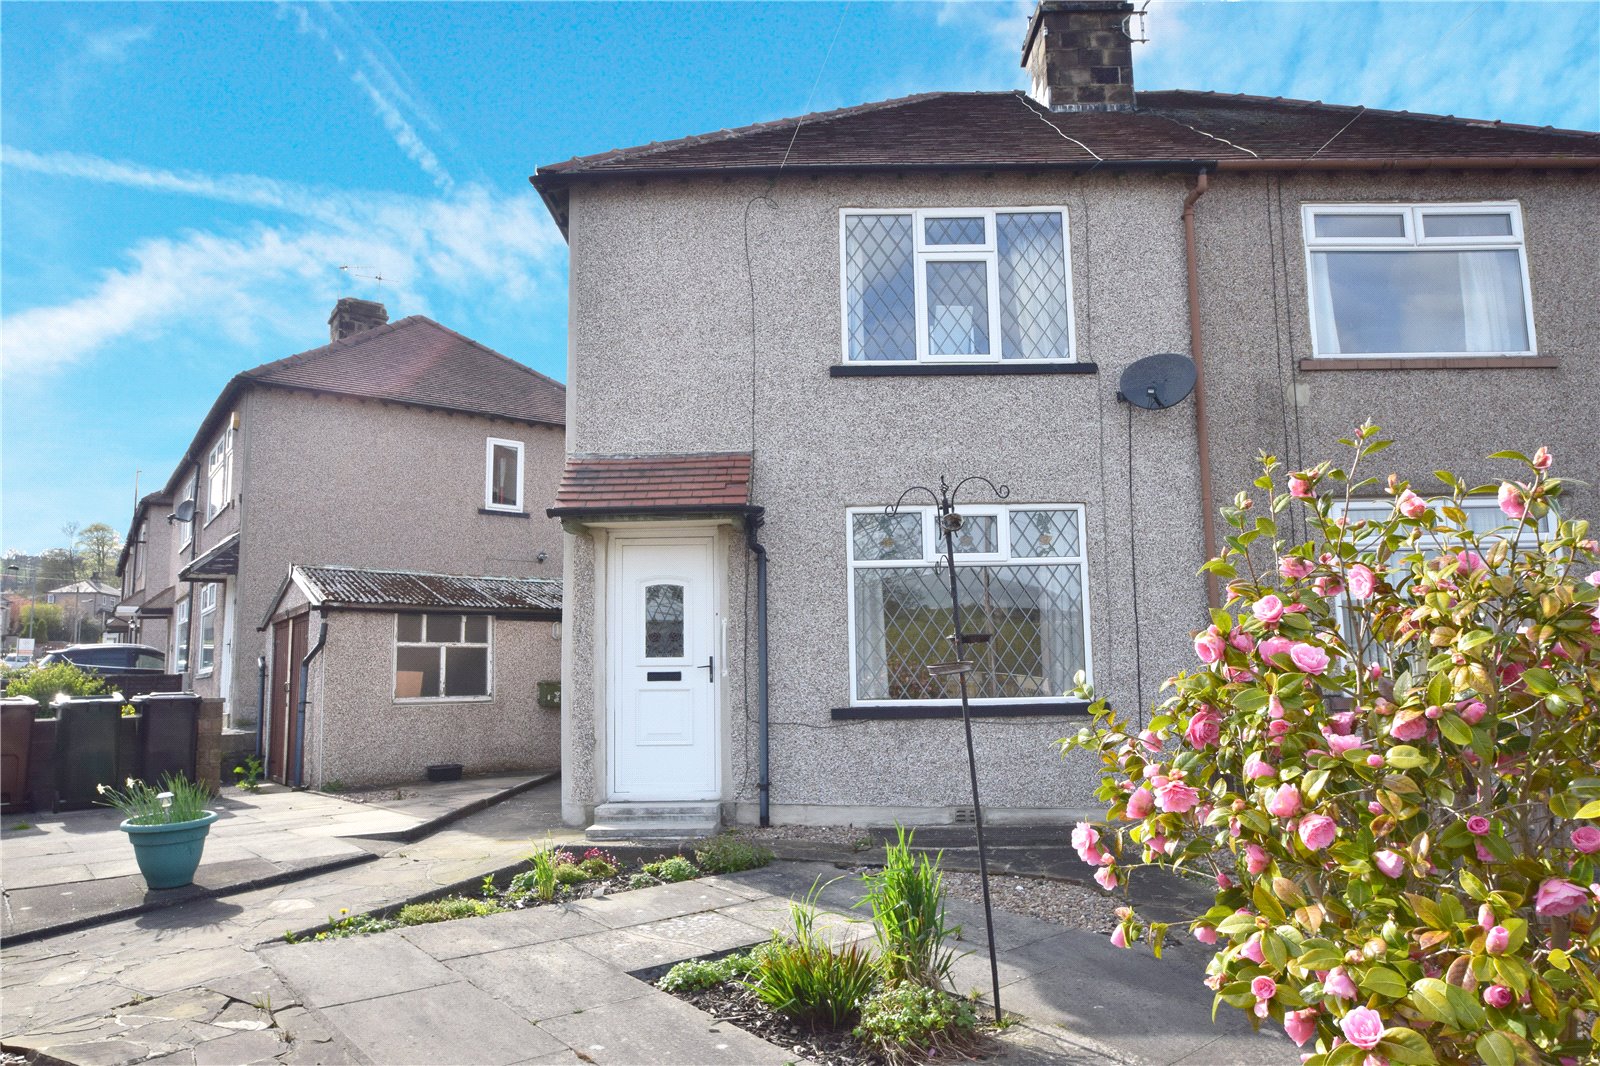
844;503;1093;707
1301;201;1537;359
393;612;495;703
178;470;197;549
133;521;147;591
205;427;234;524
839;206;1077;365
173;597;191;674
196;583;218;676
484;437;525;513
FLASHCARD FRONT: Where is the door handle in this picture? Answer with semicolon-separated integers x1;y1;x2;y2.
696;656;714;683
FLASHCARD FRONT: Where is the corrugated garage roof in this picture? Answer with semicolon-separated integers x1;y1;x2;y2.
289;566;562;614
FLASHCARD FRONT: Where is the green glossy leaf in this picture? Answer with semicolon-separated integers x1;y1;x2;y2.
1253;881;1287;924
1407;978;1457;1027
1475;1032;1515;1066
1296;943;1345;971
1443;980;1485;1030
1360;965;1409;999
1387;746;1429;769
1522;667;1558;695
1437;713;1472;746
1575;799;1600;819
1376;1027;1437;1065
1262;930;1290;971
1458;869;1487;900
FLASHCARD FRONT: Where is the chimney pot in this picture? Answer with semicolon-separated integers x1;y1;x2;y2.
1022;0;1137;112
328;298;388;342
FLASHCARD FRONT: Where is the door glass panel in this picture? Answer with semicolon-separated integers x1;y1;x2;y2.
444;647;489;696
396;647;440;698
926;261;991;355
644;584;685;659
426;613;461;643
924;216;985;245
1313;213;1405;238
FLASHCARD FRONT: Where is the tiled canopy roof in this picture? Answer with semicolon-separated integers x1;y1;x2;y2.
290;566;562;614
242;316;566;428
548;453;757;517
535;89;1600;182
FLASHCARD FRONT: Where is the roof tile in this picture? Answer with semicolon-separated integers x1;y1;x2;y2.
550;453;756;515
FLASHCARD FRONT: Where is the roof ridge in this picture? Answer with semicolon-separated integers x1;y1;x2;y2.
538;91;990;174
405;316;567;395
1141;89;1600;142
240;315;425;379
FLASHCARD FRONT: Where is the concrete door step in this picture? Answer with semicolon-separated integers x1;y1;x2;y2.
586;801;720;841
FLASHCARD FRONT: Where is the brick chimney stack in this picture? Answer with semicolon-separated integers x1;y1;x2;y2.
1022;0;1136;112
328;298;389;342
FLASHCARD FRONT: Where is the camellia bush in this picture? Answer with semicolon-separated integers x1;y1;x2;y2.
1062;425;1599;1066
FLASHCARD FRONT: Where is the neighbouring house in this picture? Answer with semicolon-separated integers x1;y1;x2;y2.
111;491;176;650
259;566;562;787
531;0;1600;833
44;579;122;640
114;299;567;786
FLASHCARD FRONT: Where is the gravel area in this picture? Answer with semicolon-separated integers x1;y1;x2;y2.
942;872;1121;933
738;824;880;849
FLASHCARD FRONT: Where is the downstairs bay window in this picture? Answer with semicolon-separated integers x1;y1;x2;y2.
847;505;1090;704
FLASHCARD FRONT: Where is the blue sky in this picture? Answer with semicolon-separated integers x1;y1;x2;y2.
3;1;1596;555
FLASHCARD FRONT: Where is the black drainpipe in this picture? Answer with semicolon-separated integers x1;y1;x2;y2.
744;512;771;827
295;619;328;788
254;654;267;758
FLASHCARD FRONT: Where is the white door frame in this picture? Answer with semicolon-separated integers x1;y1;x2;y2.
605;528;722;801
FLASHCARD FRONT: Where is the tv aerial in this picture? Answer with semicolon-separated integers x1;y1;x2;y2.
1117;352;1196;410
340;264;385;283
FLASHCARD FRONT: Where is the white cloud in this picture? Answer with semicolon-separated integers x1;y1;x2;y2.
350;69;455;192
0;151;563;375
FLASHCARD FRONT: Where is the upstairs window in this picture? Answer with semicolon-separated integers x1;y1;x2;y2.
206;427;234;522
178;471;197;549
133;522;147;590
395;613;492;700
841;208;1076;363
1303;203;1535;357
484;438;524;512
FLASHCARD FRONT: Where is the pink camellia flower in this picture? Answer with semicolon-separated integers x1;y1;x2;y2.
1268;695;1287;720
1368;801;1383;815
1466;816;1491;836
1125;786;1155;819
1185;709;1222;750
1239;935;1266;964
1252;975;1277;1002
1423;704;1442;720
1289;643;1330;675
1268;719;1292;738
1192;924;1219;945
1312;575;1343;598
1246;844;1271;875
1254;595;1286;626
1267;784;1302;818
1327;711;1355;735
1215;871;1234;889
1290;475;1314;500
1373;850;1405;879
1138;729;1163;753
1155;777;1200;814
1587;570;1600;588
1366;754;1384;768
1390;714;1429;742
1457;550;1486;573
1346;563;1376;600
1478;903;1497;931
1094;865;1118;891
1327;734;1367;758
1229;630;1256;654
1110;925;1128;949
1244;752;1277;780
1484;984;1515;1009
1498;482;1527;520
1280;556;1315;580
1485;925;1510;955
1572;826;1600;854
1258;636;1294;665
1535;878;1590;918
1476;842;1498;864
1284;1009;1318;1048
1071;823;1111;867
1341;1006;1385;1050
1395;490;1427;519
1459;700;1488;725
1298;814;1337;851
1532;446;1553;471
1194;627;1227;664
1324;966;1358;1001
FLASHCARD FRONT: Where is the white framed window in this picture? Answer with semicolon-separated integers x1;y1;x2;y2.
840;207;1076;363
484;438;524;512
206;427;234;523
846;504;1091;704
133;522;147;591
173;597;191;674
394;613;492;700
178;471;197;549
196;584;217;676
1303;202;1535;358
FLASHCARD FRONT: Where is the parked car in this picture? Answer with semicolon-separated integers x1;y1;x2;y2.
2;654;32;669
37;644;166;675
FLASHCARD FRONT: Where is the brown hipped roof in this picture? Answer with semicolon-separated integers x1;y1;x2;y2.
241;316;565;427
536;90;1600;180
548;453;757;517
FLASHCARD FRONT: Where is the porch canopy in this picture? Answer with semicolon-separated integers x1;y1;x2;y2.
547;452;758;520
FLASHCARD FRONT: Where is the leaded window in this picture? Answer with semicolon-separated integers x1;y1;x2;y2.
847;505;1090;704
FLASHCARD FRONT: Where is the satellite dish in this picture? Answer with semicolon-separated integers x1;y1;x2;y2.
1118;353;1197;411
168;499;196;524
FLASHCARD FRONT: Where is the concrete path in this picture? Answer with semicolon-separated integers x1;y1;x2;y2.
1;773;550;942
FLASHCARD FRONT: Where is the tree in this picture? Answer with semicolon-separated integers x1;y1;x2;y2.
1063;427;1599;1065
17;603;67;641
76;523;121;578
35;549;78;591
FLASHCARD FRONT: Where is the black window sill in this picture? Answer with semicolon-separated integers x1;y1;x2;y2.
479;508;531;518
832;701;1091;721
830;362;1098;378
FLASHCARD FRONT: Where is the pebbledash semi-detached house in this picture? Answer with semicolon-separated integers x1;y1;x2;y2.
115;299;567;788
531;0;1600;837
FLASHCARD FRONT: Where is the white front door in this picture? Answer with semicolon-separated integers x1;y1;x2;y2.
610;535;719;800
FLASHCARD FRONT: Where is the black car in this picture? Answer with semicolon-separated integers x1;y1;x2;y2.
38;644;167;674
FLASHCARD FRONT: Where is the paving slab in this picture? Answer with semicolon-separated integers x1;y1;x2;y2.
566;910;771;970
320;982;566;1066
442;940;655;1021
258;934;457;1008
397;904;606;960
533;990;793;1065
563;877;756;929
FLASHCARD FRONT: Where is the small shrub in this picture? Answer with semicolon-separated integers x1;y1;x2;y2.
554;863;589;886
396;896;502;925
299;908;398;941
854;984;981;1065
745;882;878;1029
522;840;561;901
660;944;777;993
627;872;660;890
858;826;961;989
2;661;108;704
578;856;618;880
694;833;774;874
642;855;700;883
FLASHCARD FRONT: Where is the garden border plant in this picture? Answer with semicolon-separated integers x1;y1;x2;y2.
1062;426;1600;1065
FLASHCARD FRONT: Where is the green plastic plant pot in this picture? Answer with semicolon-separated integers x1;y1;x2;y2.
121;810;218;890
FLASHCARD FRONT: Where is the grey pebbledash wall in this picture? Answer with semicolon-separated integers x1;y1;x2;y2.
558;164;1600;825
